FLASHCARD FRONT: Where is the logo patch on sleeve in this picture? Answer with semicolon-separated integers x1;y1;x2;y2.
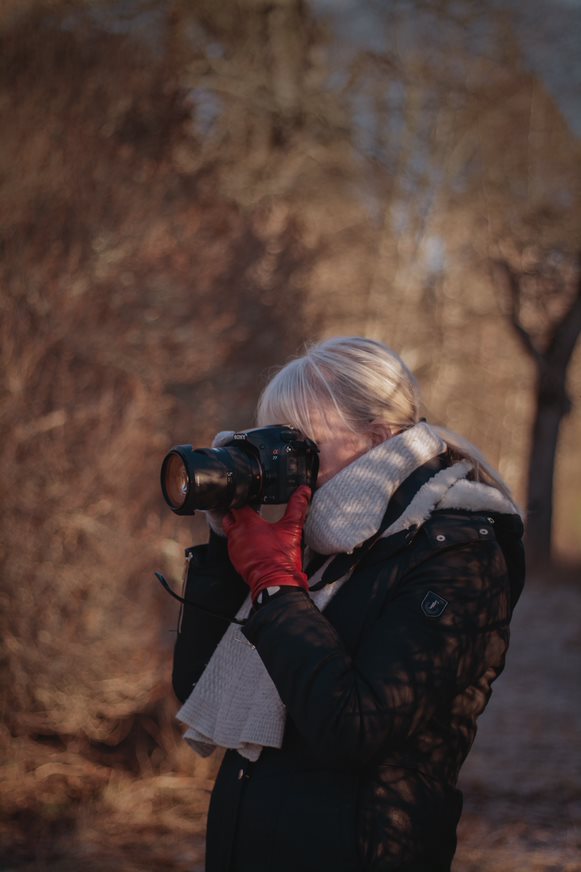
421;591;448;618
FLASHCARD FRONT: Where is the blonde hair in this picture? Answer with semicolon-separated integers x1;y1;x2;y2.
257;336;518;505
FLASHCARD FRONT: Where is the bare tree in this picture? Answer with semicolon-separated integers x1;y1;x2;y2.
495;251;581;568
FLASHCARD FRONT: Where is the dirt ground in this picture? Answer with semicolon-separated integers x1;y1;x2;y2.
2;574;580;872
454;573;581;871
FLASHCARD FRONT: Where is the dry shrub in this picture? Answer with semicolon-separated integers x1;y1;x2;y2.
0;722;222;869
0;7;311;864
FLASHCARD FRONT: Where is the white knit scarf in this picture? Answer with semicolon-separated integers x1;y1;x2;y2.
177;423;517;761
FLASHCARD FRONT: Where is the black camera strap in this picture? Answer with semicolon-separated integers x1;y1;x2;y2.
153;571;247;625
155;451;450;622
308;451;450;590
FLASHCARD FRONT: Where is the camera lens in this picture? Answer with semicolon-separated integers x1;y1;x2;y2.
161;453;190;511
160;444;262;515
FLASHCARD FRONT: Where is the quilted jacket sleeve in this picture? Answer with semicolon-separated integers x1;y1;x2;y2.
242;516;516;768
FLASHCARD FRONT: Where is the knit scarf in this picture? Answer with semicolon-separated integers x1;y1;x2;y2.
177;422;517;761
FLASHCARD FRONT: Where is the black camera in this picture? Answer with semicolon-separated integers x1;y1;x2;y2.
160;425;319;515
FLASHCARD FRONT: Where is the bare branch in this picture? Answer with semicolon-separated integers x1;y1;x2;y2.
493;258;543;365
547;254;581;369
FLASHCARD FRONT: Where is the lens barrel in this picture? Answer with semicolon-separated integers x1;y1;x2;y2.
160;444;262;515
161;426;319;516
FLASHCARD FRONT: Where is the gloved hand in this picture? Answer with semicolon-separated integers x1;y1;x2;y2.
222;486;311;603
204;431;237;537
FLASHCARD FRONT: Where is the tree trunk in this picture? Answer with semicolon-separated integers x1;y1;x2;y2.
495;255;581;571
525;364;570;569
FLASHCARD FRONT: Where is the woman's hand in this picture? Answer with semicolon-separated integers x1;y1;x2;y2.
223;486;311;603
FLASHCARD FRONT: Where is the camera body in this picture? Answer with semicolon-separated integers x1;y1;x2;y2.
160;425;319;515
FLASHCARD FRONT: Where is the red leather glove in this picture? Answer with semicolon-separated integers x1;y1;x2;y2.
222;486;311;603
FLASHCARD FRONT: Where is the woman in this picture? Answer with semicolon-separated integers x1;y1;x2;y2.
172;337;525;872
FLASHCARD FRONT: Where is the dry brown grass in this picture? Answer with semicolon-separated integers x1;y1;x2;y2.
0;727;221;870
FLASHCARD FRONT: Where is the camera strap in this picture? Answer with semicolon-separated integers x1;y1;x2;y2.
153;571;247;625
155;452;450;619
308;451;450;591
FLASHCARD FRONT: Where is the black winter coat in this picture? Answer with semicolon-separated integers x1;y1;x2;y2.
172;495;525;872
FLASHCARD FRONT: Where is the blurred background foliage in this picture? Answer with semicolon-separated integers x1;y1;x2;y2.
0;0;580;868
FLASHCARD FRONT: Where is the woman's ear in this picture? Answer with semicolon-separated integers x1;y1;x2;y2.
369;422;392;447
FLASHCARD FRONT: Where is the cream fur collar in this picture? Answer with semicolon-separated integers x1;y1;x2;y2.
304;422;518;555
